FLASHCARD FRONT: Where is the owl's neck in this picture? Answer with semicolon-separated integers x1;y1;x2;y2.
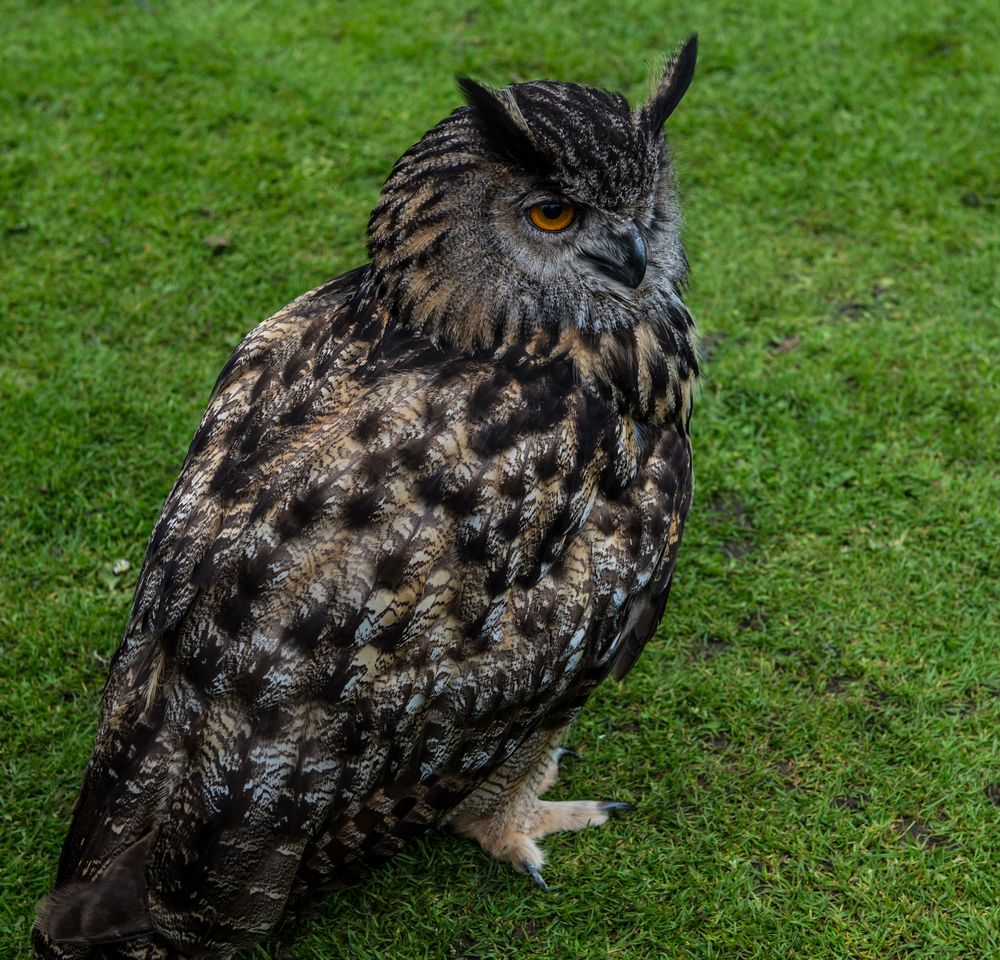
363;268;698;426
538;296;699;427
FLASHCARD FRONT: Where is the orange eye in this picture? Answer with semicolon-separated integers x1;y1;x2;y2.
528;201;576;232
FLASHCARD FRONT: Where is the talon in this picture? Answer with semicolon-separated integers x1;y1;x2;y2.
555;748;580;762
598;801;634;814
522;860;549;891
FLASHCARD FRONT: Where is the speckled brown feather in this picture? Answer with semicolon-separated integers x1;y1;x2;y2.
35;36;699;960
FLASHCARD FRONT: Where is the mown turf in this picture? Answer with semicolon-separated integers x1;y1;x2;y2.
2;1;998;957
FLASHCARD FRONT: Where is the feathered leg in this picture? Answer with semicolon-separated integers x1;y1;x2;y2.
443;727;632;889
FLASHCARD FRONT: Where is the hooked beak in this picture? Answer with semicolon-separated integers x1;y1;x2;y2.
581;223;647;289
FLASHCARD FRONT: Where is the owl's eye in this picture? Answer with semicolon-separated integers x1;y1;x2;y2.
528;201;576;232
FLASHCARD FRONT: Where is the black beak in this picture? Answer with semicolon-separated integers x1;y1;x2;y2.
582;223;647;289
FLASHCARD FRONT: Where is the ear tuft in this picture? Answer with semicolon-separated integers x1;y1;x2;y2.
456;76;548;172
644;34;698;134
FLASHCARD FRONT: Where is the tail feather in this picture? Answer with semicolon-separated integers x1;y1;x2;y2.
36;835;154;945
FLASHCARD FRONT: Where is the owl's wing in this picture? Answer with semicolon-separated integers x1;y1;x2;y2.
607;423;691;683
42;273;691;955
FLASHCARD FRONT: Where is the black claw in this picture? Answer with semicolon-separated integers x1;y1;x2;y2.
599;801;635;814
555;747;580;762
522;860;549;891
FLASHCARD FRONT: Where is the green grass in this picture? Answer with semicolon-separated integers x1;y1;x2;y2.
2;1;998;957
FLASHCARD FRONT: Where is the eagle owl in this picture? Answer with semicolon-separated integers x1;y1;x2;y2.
35;36;700;959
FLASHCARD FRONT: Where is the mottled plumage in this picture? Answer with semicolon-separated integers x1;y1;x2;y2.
35;36;700;959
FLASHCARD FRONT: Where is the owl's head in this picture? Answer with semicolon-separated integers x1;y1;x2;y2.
368;36;698;352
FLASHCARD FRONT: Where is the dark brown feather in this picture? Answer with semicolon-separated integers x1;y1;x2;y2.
37;835;153;944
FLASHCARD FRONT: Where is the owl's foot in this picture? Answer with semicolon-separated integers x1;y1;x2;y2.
446;738;633;891
461;797;634;891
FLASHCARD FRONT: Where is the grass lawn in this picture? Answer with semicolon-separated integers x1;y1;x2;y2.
2;0;998;957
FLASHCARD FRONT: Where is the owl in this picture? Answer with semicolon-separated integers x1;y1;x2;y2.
34;36;700;959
